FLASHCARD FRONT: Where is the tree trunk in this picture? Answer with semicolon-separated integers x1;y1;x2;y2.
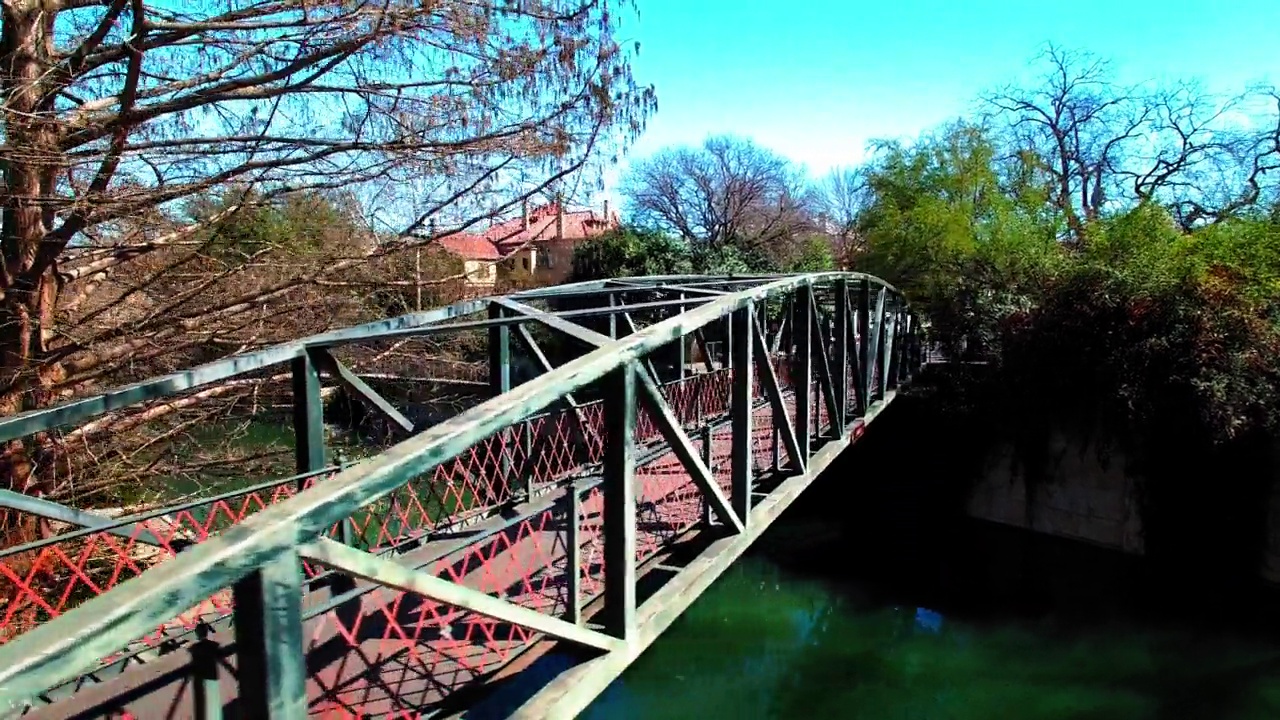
1;2;67;501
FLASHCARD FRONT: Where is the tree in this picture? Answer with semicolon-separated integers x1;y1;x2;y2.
984;44;1280;237
984;45;1152;238
814;166;871;267
569;227;692;282
621;136;814;264
0;0;654;498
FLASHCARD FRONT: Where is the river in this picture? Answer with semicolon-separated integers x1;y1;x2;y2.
579;513;1280;719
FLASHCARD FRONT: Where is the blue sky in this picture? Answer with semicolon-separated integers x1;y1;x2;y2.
599;0;1280;199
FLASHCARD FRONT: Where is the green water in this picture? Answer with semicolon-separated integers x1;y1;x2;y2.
578;523;1280;720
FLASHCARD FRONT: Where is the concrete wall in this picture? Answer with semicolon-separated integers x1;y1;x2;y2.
966;429;1146;554
966;425;1280;582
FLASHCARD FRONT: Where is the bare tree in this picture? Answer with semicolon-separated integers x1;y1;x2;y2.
622;135;814;257
814;166;870;267
985;44;1154;238
1126;85;1280;228
0;0;655;498
985;43;1280;235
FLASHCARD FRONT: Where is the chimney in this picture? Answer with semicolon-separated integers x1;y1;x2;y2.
602;199;610;224
555;192;564;240
521;198;529;230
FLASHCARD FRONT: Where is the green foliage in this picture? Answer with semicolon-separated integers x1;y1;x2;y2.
185;187;362;261
783;235;837;273
569;226;693;281
857;123;1280;455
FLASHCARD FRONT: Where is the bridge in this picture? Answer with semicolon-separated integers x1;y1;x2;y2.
0;272;920;719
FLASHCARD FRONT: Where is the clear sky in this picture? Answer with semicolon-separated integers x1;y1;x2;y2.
599;0;1280;199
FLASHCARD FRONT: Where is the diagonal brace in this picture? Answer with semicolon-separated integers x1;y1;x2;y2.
300;537;621;653
309;348;415;434
616;312;662;384
511;324;601;452
751;314;804;473
496;298;612;348
807;293;842;438
634;370;744;534
0;489;167;548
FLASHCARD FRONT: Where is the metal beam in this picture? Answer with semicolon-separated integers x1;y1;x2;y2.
807;291;842;439
634;370;743;533
751;314;804;473
618;311;662;383
299;537;619;652
302;296;720;347
834;279;850;429
496;298;613;348
233;551;307;719
857;279;872;411
692;329;716;373
309;348;415;434
511;324;600;452
730;303;754;525
602;363;637;641
0;490;166;548
868;287;886;404
0;299;491;444
793;286;813;461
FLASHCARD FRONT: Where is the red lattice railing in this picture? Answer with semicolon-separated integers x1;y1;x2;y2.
0;356;804;716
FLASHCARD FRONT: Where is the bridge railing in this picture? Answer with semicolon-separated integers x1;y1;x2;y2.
0;273;919;718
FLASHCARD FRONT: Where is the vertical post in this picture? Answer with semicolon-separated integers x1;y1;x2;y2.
771;423;781;472
833;279;850;435
881;308;898;397
488;303;511;395
725;312;733;370
701;424;715;527
793;287;812;463
524;421;536;499
291;352;325;486
608;293;618;339
677;292;687;380
730;303;753;526
856;279;871;414
898;313;913;384
489;303;512;499
908;311;922;378
190;625;222;720
602;364;636;641
294;352;348;545
233;551;307;719
566;483;582;625
869;288;886;404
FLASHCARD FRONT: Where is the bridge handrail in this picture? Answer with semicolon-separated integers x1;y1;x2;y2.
0;271;910;711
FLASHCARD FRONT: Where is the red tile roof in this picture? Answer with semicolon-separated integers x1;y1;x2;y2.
435;203;619;260
485;203;619;253
434;232;502;260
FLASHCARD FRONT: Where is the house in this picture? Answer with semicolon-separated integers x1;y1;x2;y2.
432;232;504;288
435;199;620;290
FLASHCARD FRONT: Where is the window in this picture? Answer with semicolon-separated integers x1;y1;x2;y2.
521;257;530;271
